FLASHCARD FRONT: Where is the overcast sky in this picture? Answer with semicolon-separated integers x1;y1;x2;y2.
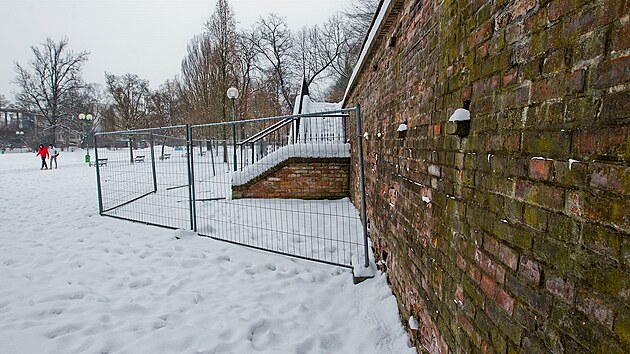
0;0;348;99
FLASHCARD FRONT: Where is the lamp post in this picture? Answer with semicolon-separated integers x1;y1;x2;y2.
227;87;239;172
79;113;94;163
15;130;25;150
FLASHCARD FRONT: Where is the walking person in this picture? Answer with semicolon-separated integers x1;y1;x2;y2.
36;144;49;170
48;144;59;169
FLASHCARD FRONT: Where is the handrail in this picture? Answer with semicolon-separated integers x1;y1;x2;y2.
239;117;294;145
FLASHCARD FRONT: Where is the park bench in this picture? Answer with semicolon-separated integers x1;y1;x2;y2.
160;153;171;160
90;158;108;167
199;151;206;156
134;155;145;163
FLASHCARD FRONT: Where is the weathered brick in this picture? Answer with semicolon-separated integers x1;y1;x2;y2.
545;275;575;304
582;223;622;262
600;90;630;123
505;273;552;316
524;205;548;231
530;70;585;103
515;180;565;211
616;308;630;346
610;20;630;53
528;157;554;180
481;274;497;298
573;127;628;159
576;288;614;330
496;289;515;315
519;257;542;286
522;131;572;158
547;213;581;244
492;219;534;250
498;243;519;270
592;56;630;88
554;159;589;188
588;161;630;193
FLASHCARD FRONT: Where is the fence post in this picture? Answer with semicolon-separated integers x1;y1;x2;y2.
94;133;104;214
150;132;157;193
186;125;197;231
128;138;134;163
355;104;370;268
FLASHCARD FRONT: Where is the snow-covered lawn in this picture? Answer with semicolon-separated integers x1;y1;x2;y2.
0;151;413;353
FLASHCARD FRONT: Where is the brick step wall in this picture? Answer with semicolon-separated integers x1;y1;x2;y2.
232;157;350;199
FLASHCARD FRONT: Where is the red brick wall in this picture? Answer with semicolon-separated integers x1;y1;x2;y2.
232;157;350;199
345;0;629;352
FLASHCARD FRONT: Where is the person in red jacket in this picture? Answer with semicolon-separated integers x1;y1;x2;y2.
36;144;49;170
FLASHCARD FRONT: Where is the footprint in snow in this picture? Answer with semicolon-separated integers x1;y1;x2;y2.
46;323;84;339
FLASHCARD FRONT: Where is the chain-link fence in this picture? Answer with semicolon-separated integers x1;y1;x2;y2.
94;107;369;268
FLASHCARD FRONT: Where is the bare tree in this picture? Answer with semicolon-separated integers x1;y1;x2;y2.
248;13;296;112
102;73;151;130
205;0;239;121
0;94;8;109
180;33;216;124
14;37;89;144
148;79;184;127
343;0;379;43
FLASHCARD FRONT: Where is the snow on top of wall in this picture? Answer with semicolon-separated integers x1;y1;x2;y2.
232;143;350;186
342;0;392;105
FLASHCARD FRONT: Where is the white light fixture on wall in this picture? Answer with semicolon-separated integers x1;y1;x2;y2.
447;100;471;137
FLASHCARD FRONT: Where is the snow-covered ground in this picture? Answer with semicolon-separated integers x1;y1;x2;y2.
0;151;413;353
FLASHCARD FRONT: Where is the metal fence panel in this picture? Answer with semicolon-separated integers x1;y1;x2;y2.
94;126;192;230
94;107;368;268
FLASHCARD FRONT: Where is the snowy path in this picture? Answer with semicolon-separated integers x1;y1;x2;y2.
0;151;413;353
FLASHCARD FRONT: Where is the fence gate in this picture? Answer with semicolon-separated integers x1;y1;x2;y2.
94;107;369;268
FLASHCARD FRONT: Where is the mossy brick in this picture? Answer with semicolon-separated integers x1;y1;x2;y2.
583;223;622;263
535;237;587;278
480;176;515;197
550;301;620;352
610;20;630;53
582;192;630;230
531;70;585;103
514;180;564;211
522;131;572;158
522;333;547;354
485;301;523;345
463;275;486;308
547;213;581;244
492;219;534;250
554;160;588;188
615;308;630;346
524;5;548;33
521;59;542;80
589;265;630;301
530;30;548;57
573;29;607;64
564;96;600;124
592;55;630;88
542;49;566;75
561;6;596;40
546;101;564;125
575;288;614;330
600;89;630;124
524;205;548;231
514;304;538;332
506;157;528;178
572;127;628;160
504;198;524;223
